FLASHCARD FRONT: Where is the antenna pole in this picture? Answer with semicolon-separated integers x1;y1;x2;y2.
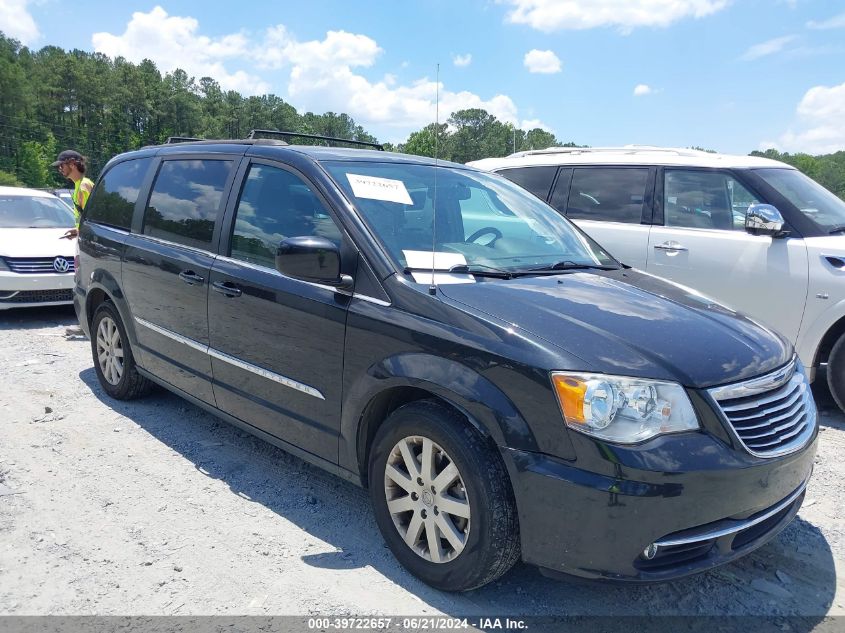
429;63;439;296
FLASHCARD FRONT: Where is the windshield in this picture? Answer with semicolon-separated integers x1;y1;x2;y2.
322;161;617;276
754;168;845;231
0;194;76;228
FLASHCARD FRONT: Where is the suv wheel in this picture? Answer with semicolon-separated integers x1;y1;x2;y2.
91;302;152;400
368;400;519;591
827;333;845;413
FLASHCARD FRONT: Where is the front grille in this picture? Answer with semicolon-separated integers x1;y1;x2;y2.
4;257;75;274
709;359;816;457
0;289;73;303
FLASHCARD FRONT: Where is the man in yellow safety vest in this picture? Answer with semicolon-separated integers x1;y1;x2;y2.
53;149;93;239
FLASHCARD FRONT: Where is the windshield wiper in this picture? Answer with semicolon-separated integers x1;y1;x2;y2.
447;264;514;278
828;225;845;235
521;260;619;274
402;264;514;279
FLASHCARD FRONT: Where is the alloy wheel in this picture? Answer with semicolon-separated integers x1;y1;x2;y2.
96;316;124;386
383;435;471;563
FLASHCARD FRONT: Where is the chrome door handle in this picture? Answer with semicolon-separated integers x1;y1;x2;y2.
212;281;242;298
178;270;205;285
654;241;688;252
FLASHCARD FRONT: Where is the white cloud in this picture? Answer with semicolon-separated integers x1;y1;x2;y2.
92;6;270;95
0;0;39;45
523;49;561;74
764;82;845;154
257;25;381;70
520;119;554;133
500;0;728;33
807;13;845;30
740;35;798;61
453;53;472;67
633;84;652;96
92;7;550;143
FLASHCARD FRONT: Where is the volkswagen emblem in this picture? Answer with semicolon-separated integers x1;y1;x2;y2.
53;257;70;273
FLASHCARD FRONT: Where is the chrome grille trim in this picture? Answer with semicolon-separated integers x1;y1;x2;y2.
5;257;75;274
654;477;808;548
708;358;817;458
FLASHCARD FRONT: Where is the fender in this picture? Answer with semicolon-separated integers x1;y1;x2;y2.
338;352;547;476
85;272;139;349
796;296;845;372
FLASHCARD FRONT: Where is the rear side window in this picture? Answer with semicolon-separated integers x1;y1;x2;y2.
563;168;649;224
230;164;341;269
497;166;557;201
143;159;234;249
85;158;151;230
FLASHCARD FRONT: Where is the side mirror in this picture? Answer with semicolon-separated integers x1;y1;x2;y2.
746;204;787;237
275;236;352;290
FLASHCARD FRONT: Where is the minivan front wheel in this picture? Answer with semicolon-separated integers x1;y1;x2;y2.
368;400;519;591
91;302;152;400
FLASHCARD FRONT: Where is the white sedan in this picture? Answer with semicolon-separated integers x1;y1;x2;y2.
0;186;77;310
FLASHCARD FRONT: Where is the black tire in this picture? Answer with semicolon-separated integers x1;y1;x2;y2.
827;333;845;413
90;302;152;400
368;400;520;591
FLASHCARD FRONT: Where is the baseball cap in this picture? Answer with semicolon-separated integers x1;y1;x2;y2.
51;150;84;167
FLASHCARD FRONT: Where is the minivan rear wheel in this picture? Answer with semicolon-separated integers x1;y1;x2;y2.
826;333;845;413
91;302;152;400
368;400;519;591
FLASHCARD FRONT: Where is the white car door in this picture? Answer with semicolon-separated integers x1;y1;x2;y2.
550;166;655;269
646;168;808;342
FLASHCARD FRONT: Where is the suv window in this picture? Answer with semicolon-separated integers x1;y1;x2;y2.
498;166;557;201
664;170;759;231
230;164;342;269
143;159;234;249
86;158;152;230
559;168;649;224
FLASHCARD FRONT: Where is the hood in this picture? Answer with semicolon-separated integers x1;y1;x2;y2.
438;269;792;389
0;228;76;258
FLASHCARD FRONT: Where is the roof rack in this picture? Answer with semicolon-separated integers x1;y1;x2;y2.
165;136;204;144
508;145;710;159
247;129;384;150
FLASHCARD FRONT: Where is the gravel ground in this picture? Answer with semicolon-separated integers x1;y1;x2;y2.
0;306;843;623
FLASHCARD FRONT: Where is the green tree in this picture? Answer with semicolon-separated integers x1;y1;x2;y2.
0;169;21;186
401;123;450;158
17;140;50;187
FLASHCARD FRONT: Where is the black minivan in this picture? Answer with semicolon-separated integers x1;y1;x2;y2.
74;135;818;591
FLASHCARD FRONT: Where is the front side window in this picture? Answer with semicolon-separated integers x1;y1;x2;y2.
0;194;75;228
563;168;649;224
753;168;845;232
86;158;152;230
143;159;234;249
322;161;616;275
230;164;341;268
664;170;758;231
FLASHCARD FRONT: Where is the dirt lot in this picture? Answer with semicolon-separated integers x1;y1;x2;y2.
0;306;843;623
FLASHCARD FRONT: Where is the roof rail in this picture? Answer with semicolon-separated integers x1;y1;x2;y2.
507;145;710;159
165;136;204;144
247;129;384;150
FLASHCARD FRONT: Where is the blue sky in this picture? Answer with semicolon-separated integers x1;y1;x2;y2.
2;0;845;154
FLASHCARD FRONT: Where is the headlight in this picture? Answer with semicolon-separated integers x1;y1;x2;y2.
551;372;699;443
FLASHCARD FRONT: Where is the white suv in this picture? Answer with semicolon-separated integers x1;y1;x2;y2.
0;186;77;310
469;147;845;411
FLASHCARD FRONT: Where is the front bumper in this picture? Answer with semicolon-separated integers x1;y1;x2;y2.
0;271;74;310
504;429;817;582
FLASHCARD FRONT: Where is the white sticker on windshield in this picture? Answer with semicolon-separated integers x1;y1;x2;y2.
403;250;475;285
347;174;413;205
